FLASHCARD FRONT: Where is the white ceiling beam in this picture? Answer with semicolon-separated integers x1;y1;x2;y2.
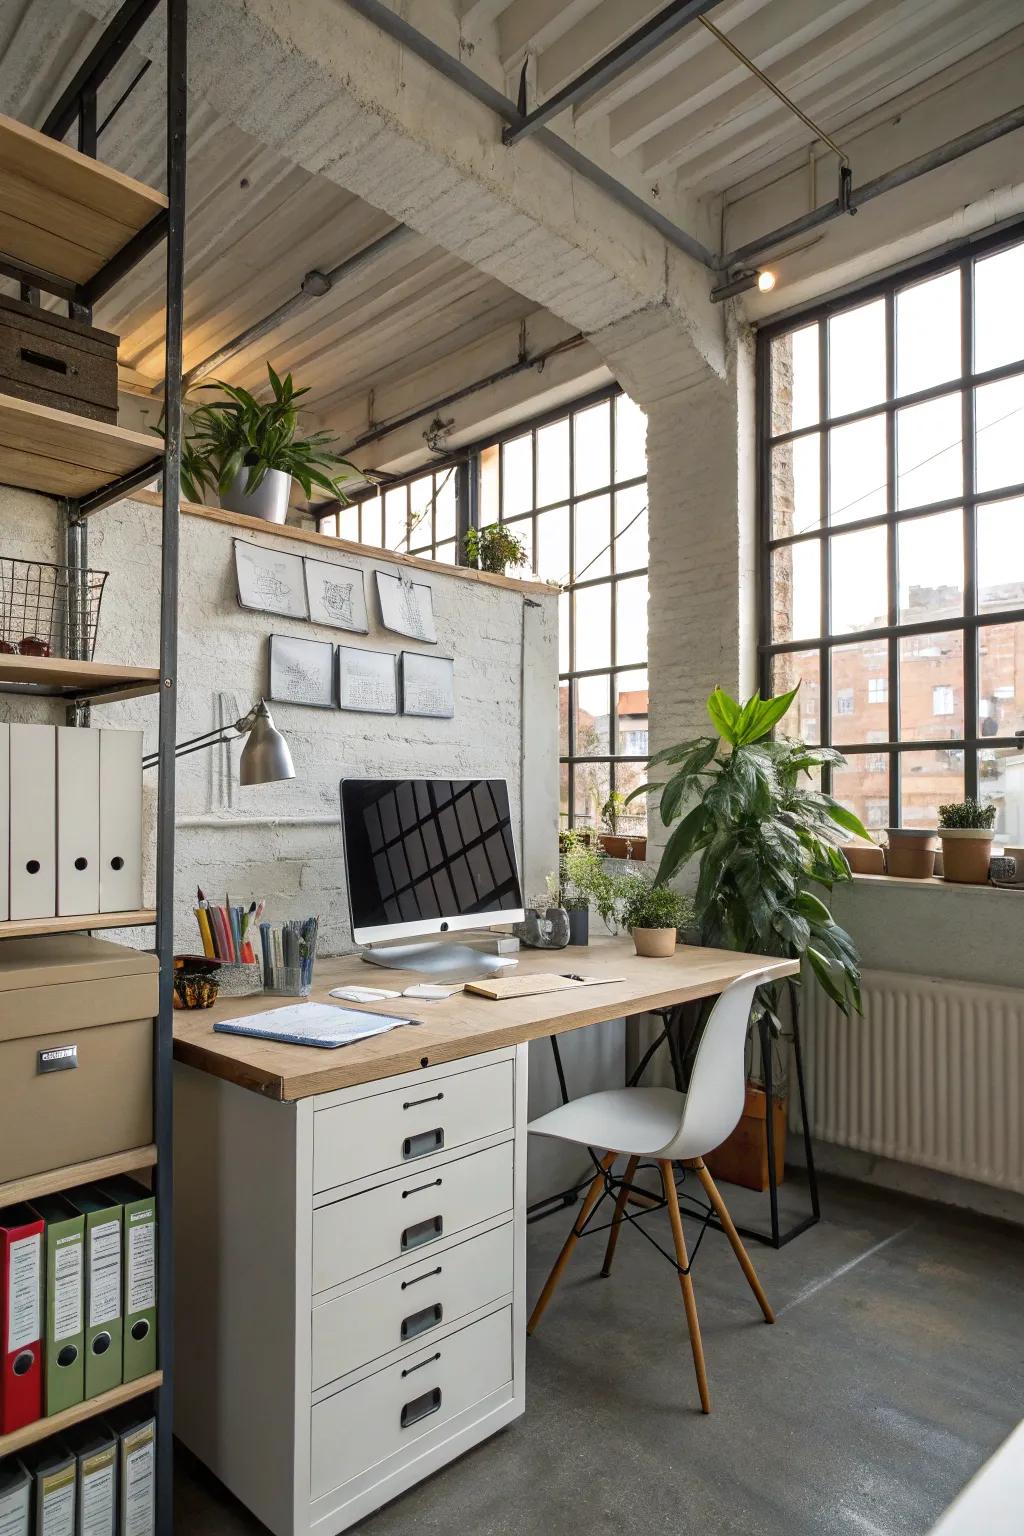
458;0;512;30
533;0;665;100
497;0;600;68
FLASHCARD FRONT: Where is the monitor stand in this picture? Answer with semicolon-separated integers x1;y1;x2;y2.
360;940;517;981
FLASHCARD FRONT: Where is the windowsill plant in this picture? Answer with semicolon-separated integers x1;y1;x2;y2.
937;798;997;884
598;790;647;861
462;523;529;575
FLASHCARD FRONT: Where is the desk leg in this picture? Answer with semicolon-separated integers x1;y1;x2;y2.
526;1033;599;1224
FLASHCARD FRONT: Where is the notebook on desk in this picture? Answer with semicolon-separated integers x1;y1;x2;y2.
463;973;625;1001
213;1002;418;1048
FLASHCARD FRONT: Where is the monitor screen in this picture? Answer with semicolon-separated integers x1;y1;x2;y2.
341;778;524;942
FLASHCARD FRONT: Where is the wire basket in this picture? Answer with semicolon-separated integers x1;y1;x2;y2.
0;557;108;660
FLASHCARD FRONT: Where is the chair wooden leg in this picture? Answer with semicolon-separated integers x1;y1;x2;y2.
691;1159;775;1324
600;1156;638;1278
528;1151;616;1336
660;1161;711;1414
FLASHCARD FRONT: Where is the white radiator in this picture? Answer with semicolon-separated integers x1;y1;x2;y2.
798;969;1024;1194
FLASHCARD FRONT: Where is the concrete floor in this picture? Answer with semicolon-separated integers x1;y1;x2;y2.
174;1172;1023;1536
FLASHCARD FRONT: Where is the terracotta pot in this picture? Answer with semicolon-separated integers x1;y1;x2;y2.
884;827;938;879
843;842;885;874
599;834;647;861
938;828;994;884
632;926;677;958
706;1084;787;1192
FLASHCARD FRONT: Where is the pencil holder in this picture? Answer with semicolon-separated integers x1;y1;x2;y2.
258;917;319;996
216;960;264;997
266;962;314;998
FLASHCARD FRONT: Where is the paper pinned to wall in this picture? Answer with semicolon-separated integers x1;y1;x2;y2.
375;569;437;644
234;539;308;619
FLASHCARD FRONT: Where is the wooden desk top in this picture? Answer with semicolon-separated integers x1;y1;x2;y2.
172;936;798;1102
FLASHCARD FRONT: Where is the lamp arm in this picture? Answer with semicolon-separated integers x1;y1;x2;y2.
141;720;245;771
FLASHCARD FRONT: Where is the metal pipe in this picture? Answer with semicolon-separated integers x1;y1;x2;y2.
41;0;161;141
178;224;415;392
720;103;1024;276
502;0;725;147
341;0;717;269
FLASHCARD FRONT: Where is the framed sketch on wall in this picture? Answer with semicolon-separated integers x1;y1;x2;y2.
234;539;308;620
401;651;455;718
375;570;437;644
304;557;369;633
268;633;335;708
337;645;399;714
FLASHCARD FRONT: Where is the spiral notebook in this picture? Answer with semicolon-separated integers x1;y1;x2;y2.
213;1002;418;1049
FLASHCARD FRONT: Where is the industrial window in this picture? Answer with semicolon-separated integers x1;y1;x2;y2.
321;466;460;563
479;389;650;833
760;228;1024;835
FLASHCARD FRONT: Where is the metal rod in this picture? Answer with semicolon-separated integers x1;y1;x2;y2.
76;456;164;518
98;58;153;137
179;225;415;393
155;1;187;1528
698;14;847;165
80;209;169;307
340;0;717;269
41;0;161;141
502;0;725;146
721;103;1024;274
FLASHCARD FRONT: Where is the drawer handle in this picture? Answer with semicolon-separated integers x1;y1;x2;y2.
401;1266;442;1291
401;1215;442;1251
20;347;69;376
401;1386;442;1429
402;1128;444;1160
403;1092;444;1109
401;1302;442;1342
402;1177;441;1200
402;1352;441;1380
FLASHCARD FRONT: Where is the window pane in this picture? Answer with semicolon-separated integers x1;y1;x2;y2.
829;415;886;524
614;761;648;835
771;649;820;740
508;517;533;572
898;510;963;624
574;674;610;754
830;526;887;635
574;762;609;832
574;494;611;581
978;621;1024;738
614;395;647;482
974;243;1024;374
896;269;960;396
899;629;964;740
558;682;569;756
574;401;611;495
975;374;1024;493
558;591;569;673
829;300;886;417
771;433;820;537
896;392;962;510
615;669;649;755
615;575;647;665
536;504;569;584
979;749;1020;840
434;540;456;565
772;541;820;643
977;497;1024;614
900;748;963;829
833;753;890;832
536;419;570;505
560;763;569;830
435;472;456;543
338;505;359;540
361;496;382;548
480;443;500;522
385;487;407;549
319;512;338;537
502;434;533;516
831;639;890;743
614;485;648;572
771;324;819;435
573;583;611;669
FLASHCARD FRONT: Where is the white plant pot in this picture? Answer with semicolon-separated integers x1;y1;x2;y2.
220;466;291;524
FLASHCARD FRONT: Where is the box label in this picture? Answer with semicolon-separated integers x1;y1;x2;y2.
40;1466;75;1536
0;1477;30;1536
123;1427;155;1536
89;1221;120;1330
81;1448;115;1536
53;1236;82;1341
127;1213;156;1316
8;1233;40;1353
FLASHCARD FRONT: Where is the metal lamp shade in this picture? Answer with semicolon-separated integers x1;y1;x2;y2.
239;703;295;785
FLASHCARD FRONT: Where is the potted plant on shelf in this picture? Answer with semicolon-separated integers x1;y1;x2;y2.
598;790;647;861
619;872;694;958
180;364;361;523
937;798;997;883
462;523;529;575
883;826;939;879
627;683;865;1189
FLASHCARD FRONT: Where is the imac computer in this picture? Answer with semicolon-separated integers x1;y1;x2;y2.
340;777;525;979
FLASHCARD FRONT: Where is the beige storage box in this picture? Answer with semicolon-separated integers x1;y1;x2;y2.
0;934;157;1185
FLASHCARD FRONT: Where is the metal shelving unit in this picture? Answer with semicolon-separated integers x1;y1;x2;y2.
0;3;186;1529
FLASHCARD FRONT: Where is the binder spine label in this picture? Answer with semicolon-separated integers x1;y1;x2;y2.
123;1426;155;1536
127;1213;156;1315
53;1236;83;1340
40;1468;75;1536
88;1222;121;1329
7;1235;40;1353
81;1449;115;1536
0;1480;30;1535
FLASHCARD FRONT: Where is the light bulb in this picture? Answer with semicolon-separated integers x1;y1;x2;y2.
757;269;777;293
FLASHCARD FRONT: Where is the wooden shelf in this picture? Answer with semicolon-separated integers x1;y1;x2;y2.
0;111;167;288
0;652;160;702
0;909;156;941
0;1144;157;1212
0;392;161;500
0;1371;162;1458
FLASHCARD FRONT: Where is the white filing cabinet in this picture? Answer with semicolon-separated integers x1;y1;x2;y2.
173;1044;528;1536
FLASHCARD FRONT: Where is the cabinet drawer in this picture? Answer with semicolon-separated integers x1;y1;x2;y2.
311;1306;512;1501
312;1221;513;1388
313;1142;513;1294
313;1059;514;1194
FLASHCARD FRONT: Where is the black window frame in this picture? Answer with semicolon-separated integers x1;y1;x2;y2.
757;220;1024;825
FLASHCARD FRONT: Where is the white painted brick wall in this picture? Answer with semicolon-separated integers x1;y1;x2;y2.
0;495;559;954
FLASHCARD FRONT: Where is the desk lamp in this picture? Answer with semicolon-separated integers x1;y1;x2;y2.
142;698;295;784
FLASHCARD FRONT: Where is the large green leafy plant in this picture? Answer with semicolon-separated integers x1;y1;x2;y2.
628;685;866;1016
178;365;361;504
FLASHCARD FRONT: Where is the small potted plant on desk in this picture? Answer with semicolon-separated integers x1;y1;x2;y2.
937;798;998;883
557;830;621;945
620;873;694;958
